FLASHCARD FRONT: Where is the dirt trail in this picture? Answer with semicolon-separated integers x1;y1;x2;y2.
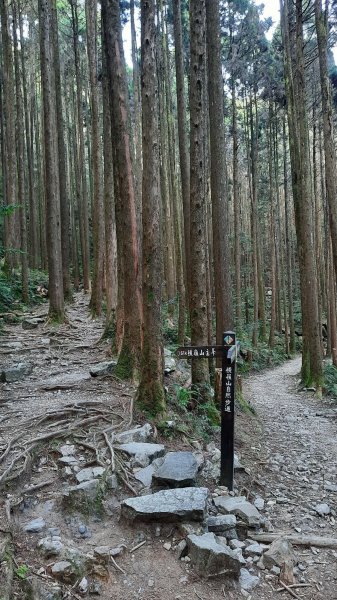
1;297;337;599
239;358;337;599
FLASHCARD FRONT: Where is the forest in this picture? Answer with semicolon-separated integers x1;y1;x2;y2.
1;0;337;413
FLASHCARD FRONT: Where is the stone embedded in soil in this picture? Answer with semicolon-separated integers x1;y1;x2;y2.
152;452;199;488
37;537;64;558
164;355;177;374
51;561;75;583
78;577;88;594
186;532;241;578
76;466;105;484
24;518;46;533
325;483;337;493
115;423;153;445
314;503;331;516
89;361;117;377
59;444;76;457
207;515;237;534
254;497;265;511
244;543;264;557
239;568;260;592
22;318;43;330
263;538;296;570
214;496;261;527
118;442;165;467
1;362;33;383
121;487;209;523
58;456;78;466
62;479;103;511
133;464;155;487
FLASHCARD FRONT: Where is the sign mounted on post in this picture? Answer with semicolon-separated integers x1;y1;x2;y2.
176;331;239;492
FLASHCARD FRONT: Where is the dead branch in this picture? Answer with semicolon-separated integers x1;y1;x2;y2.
251;533;337;549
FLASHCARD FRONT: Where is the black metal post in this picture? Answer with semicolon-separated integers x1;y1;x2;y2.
220;331;236;490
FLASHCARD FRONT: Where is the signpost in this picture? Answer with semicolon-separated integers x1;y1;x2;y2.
176;331;238;491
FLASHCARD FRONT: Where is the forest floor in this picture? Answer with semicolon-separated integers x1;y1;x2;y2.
1;292;337;600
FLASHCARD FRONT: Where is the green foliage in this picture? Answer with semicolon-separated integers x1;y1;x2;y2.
323;364;337;397
15;564;29;580
175;385;191;409
0;269;48;314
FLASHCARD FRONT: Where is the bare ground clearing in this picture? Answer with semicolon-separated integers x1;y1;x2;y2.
0;293;337;599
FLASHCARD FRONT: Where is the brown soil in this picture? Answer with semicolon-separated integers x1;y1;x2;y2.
1;294;337;600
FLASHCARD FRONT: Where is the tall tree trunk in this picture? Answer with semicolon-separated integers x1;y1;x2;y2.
12;0;29;302
86;0;104;316
315;0;337;286
189;0;210;400
281;0;322;387
172;0;190;299
137;0;165;415
102;0;143;379
52;1;71;299
232;79;241;326
70;0;90;291
0;0;18;272
206;0;233;346
38;0;64;321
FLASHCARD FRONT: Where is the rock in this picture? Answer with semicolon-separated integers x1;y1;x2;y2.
234;454;245;472
229;539;246;550
89;581;102;595
37;538;63;558
110;547;123;557
78;524;87;535
1;362;33;383
163;542;172;551
106;474;118;490
239;568;260;592
206;515;237;534
214;496;261;527
94;546;110;561
254;497;265;511
174;540;187;558
186;533;241;578
59;444;76;457
58;456;78;466
48;528;61;537
133;465;155;487
22;318;43;330
118;442;165;467
264;538;296;570
115;423;153;444
76;466;105;484
121;487;209;523
24;518;46;533
78;577;88;595
51;561;75;583
164;355;176;374
152;452;199;488
325;483;337;493
89;361;117;377
245;543;263;557
62;479;103;512
314;503;331;516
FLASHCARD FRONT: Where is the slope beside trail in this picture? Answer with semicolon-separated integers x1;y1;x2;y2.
0;295;337;599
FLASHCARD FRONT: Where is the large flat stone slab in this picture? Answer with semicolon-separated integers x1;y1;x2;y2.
206;515;237;534
187;533;241;578
121;487;209;523
152;452;199;487
214;496;261;527
117;442;165;467
89;361;117;377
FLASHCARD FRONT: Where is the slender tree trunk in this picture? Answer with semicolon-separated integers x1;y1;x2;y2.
281;0;322;386
86;0;104;316
173;0;190;299
189;0;210;400
0;0;18;272
137;0;165;415
38;0;64;321
12;0;29;302
206;0;233;346
102;0;143;379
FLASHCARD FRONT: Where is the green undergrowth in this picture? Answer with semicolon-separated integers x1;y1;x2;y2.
157;384;221;443
0;267;48;319
323;363;337;398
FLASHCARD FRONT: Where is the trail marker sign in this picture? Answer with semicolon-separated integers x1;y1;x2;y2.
176;331;239;491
